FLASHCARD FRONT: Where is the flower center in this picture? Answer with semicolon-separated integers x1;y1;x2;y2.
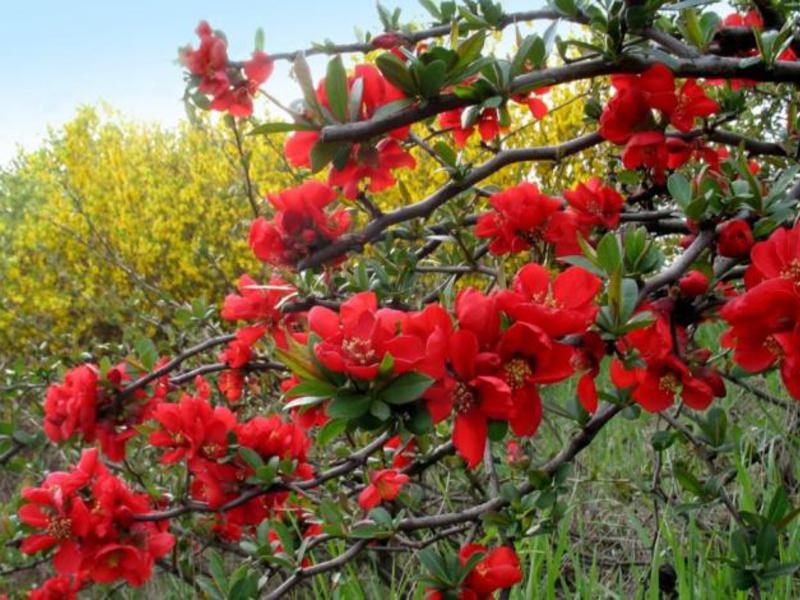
764;336;784;359
342;337;377;365
453;382;477;414
202;443;222;458
504;358;533;390
780;259;800;283
659;373;681;394
532;290;560;308
47;516;72;540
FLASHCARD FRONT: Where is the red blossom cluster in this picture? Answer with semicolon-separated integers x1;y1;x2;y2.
43;362;165;462
439;88;550;148
599;64;719;182
297;267;600;468
611;311;725;412
181;21;273;117
148;376;312;540
249;181;352;268
475;179;623;257
722;224;800;400
284;64;416;199
18;449;174;587
218;272;299;396
427;544;523;599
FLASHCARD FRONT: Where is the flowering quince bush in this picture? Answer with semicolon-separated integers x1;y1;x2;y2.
4;1;800;598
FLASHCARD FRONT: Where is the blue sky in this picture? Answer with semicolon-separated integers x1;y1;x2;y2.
0;0;544;164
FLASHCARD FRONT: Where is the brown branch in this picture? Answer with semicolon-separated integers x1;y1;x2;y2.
134;431;393;521
263;539;370;599
319;56;800;145
394;402;626;532
639;229;715;300
248;10;565;63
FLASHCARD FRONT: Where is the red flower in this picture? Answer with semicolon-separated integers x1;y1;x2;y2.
19;481;92;575
149;383;237;467
281;375;329;429
439;108;506;148
43;363;156;461
716;218;755;258
455;288;501;349
460;544;523;596
563;178;624;230
283;65;414;198
496;321;575;436
475;183;562;255
249;181;350;267
721;278;800;398
599;65;675;144
43;365;99;447
222;274;295;347
744;223;800;289
327;138;417;199
679;270;710;297
513;86;550;119
572;332;606;414
721;11;763;29
358;469;410;510
615;317;723;411
631;354;717;412
499;263;601;338
669;79;719;133
425;329;511;468
622;131;669;183
181;21;229;96
384;435;416;468
219;325;267;368
401;303;453;379
29;576;82;600
18;449;174;587
309;291;425;380
217;370;245;402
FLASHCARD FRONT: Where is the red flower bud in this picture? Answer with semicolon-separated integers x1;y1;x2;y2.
371;32;407;49
718;219;754;258
679;270;710;297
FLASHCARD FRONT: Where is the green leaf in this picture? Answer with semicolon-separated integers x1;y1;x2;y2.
597;233;622;275
376;52;417;96
285;379;337;398
274;347;322;382
309;141;342;173
652;430;676;451
318;418;348;446
418;60;448;98
667;173;692;207
370;399;392;421
327;394;373;420
765;487;789;525
293;53;321;116
249;121;317;136
325;56;349;122
418;0;442;20
239;447;264;470
254;28;265;52
284;395;327;411
381;372;435;405
756;524;778;564
487;420;507;441
406;404;434;434
454;31;486;74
